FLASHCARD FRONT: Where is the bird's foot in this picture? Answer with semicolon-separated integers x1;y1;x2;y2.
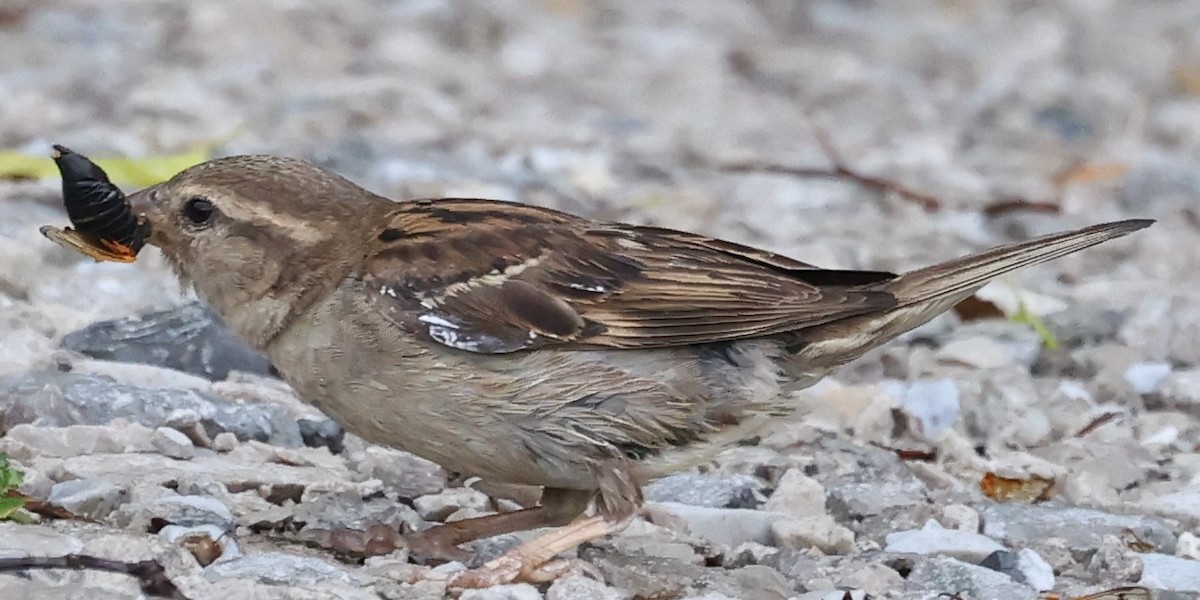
448;514;617;589
450;553;599;588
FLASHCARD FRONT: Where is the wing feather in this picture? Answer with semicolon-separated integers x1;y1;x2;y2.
361;198;898;354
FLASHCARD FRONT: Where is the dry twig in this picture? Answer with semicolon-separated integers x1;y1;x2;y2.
0;554;188;599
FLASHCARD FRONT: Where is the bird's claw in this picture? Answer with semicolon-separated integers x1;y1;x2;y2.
449;555;599;589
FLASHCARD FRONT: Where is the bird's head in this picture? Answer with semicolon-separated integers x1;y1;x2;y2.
127;155;394;346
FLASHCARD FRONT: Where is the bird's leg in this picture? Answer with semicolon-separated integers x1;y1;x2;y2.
449;514;629;588
450;460;642;588
406;487;592;563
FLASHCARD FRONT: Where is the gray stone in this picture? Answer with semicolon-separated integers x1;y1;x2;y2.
1043;304;1127;349
792;593;871;600
643;501;786;548
62;357;213;392
885;521;1006;562
1117;153;1200;217
1177;532;1200;561
834;562;905;597
292;490;424;538
545;574;628;600
980;503;1177;555
945;320;1044;366
610;535;702;565
298;417;346;454
1123;362;1172;395
1121;296;1200;367
0;423;155;458
1158;370;1200;409
0;521;86;559
771;516;855;554
888;379;960;439
762;468;824;516
151;426;196;459
936;336;1023;370
459;583;543;600
906;557;1038;600
412;487;490;522
377;580;452;600
1014;548;1056;592
1;371;305;447
60;301;274;381
1087;534;1144;582
1139;553;1200;592
581;547;792;600
159;523;242;565
826;477;928;524
709;565;793;600
118;494;236;533
644;472;766;509
0;578;145;600
211;432;239;452
48;452;356;507
938;504;981;532
349;445;447;500
721;542;780;568
980;549;1055;592
46;478;127;520
203;552;357;586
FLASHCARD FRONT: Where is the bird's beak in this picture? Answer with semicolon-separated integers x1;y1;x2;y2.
124;184;163;249
126;184;161;219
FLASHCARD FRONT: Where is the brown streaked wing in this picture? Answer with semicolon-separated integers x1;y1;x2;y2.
361;198;900;354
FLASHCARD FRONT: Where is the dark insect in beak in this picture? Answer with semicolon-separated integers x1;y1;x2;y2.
39;145;152;263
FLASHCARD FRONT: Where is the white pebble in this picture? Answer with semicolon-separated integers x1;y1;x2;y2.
1177;532;1200;561
151;427;195;460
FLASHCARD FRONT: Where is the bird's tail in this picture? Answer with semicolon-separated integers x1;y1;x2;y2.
791;219;1153;370
883;218;1154;305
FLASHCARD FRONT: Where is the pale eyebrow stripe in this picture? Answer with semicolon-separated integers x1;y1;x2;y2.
219;198;329;242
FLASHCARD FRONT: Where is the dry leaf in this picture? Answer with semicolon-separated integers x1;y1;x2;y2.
1119;528;1155;553
953;295;1006;321
178;531;225;566
1174;65;1200;96
1053;162;1130;187
980;471;1055;503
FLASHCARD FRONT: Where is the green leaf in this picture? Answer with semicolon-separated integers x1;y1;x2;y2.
84;146;213;188
0;130;244;187
0;146;211;187
0;150;53;180
1011;299;1060;351
0;497;26;521
0;454;23;492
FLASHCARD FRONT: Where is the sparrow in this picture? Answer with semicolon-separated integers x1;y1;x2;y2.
46;151;1152;587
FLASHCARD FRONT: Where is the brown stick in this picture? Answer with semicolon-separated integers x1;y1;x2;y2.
719;126;944;212
0;555;188;599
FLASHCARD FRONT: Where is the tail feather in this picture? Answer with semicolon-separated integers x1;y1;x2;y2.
885;219;1154;305
789;218;1153;371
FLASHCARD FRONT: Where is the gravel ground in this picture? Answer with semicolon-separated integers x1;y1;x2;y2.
1;1;1199;599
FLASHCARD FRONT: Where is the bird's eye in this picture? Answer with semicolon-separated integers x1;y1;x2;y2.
182;197;216;227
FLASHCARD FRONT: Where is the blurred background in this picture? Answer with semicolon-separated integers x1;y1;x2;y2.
0;2;1198;598
2;0;1194;367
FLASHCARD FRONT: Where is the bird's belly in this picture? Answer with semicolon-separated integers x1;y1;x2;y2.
630;413;777;480
266;289;801;490
264;293;542;483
